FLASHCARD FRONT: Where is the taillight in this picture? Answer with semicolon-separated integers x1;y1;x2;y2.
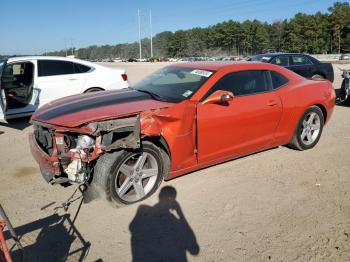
121;74;128;81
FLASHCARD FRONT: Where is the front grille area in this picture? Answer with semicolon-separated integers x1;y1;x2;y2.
33;125;53;155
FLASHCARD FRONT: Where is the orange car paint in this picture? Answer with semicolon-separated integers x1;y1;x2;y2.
139;63;335;179
31;62;336;181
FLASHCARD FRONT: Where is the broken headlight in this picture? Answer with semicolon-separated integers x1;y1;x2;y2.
76;135;95;150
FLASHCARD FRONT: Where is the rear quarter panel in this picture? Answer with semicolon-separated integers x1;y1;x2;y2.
274;79;335;145
82;67;128;92
319;63;334;82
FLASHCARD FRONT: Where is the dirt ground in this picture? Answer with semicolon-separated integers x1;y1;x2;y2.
1;62;350;262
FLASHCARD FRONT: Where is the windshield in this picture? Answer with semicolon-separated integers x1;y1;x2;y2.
132;66;215;103
247;54;273;62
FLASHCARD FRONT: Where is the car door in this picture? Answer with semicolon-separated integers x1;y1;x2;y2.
0;59;7;122
288;55;314;78
0;88;7;123
196;70;282;164
36;60;86;106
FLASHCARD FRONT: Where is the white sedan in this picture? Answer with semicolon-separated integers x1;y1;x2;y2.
0;56;129;122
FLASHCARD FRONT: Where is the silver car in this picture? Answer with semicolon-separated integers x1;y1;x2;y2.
340;54;350;60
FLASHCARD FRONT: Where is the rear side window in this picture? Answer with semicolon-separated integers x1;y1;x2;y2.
291;55;313;66
74;63;91;73
205;70;271;98
38;60;75;77
270;56;289;66
270;71;289;89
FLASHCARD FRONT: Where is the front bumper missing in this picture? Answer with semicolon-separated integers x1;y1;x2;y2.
29;133;61;183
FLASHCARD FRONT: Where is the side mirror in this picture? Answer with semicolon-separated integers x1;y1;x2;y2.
202;90;234;105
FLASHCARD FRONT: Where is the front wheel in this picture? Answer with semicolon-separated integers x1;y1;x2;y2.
92;141;166;205
288;106;324;151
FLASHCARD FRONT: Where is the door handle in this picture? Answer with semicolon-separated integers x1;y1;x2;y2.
266;100;278;106
69;79;77;81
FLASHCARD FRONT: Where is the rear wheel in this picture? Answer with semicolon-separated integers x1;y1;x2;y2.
93;141;165;206
85;87;103;93
288;106;324;151
311;74;324;80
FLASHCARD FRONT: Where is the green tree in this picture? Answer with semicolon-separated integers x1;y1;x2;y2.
328;2;350;53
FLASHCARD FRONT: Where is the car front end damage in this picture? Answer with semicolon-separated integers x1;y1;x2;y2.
30;116;141;186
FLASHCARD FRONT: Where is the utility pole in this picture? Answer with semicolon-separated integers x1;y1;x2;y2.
64;38;68;56
138;9;142;60
150;9;153;58
70;38;74;56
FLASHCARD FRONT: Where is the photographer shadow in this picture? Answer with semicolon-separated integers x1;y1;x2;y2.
129;186;200;262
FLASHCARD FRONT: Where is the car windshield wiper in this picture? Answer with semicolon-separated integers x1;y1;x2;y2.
130;88;167;102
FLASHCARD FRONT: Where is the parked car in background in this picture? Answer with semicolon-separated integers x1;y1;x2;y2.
0;56;129;122
29;62;335;206
247;53;334;82
265;49;277;53
127;58;138;62
340;54;350;60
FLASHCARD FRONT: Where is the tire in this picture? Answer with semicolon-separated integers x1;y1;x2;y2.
92;141;165;206
311;74;324;80
288;106;324;151
85;87;103;93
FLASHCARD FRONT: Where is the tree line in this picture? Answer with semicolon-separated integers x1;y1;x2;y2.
46;2;350;59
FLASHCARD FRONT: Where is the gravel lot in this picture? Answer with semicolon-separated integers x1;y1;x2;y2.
1;62;350;262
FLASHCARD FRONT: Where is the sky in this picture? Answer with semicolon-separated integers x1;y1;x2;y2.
0;0;341;55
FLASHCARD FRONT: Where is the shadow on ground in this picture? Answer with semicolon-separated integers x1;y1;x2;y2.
4;199;91;262
129;186;200;262
0;116;31;132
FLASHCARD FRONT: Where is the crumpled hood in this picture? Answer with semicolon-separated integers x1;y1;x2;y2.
31;89;174;127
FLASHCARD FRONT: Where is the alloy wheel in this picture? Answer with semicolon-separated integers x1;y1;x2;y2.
300;112;321;146
114;152;159;203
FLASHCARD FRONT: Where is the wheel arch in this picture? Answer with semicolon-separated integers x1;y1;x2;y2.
313;72;326;79
142;135;171;160
84;87;104;93
314;103;327;123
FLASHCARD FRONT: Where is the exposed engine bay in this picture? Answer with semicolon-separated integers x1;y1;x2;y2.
33;116;141;185
62;134;95;183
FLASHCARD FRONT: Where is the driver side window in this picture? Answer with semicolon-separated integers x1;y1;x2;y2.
203;70;271;100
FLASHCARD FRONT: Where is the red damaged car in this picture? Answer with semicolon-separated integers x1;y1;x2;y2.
29;62;335;205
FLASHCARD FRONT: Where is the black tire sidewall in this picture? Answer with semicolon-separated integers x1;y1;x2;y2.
108;143;164;205
295;106;324;150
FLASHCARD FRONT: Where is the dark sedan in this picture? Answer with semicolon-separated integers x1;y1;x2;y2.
247;53;334;82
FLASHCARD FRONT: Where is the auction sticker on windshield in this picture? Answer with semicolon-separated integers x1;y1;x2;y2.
182;90;193;97
190;69;213;78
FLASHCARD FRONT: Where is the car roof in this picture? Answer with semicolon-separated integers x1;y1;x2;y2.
251;52;312;58
171;61;305;83
7;56;97;67
171;61;278;71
